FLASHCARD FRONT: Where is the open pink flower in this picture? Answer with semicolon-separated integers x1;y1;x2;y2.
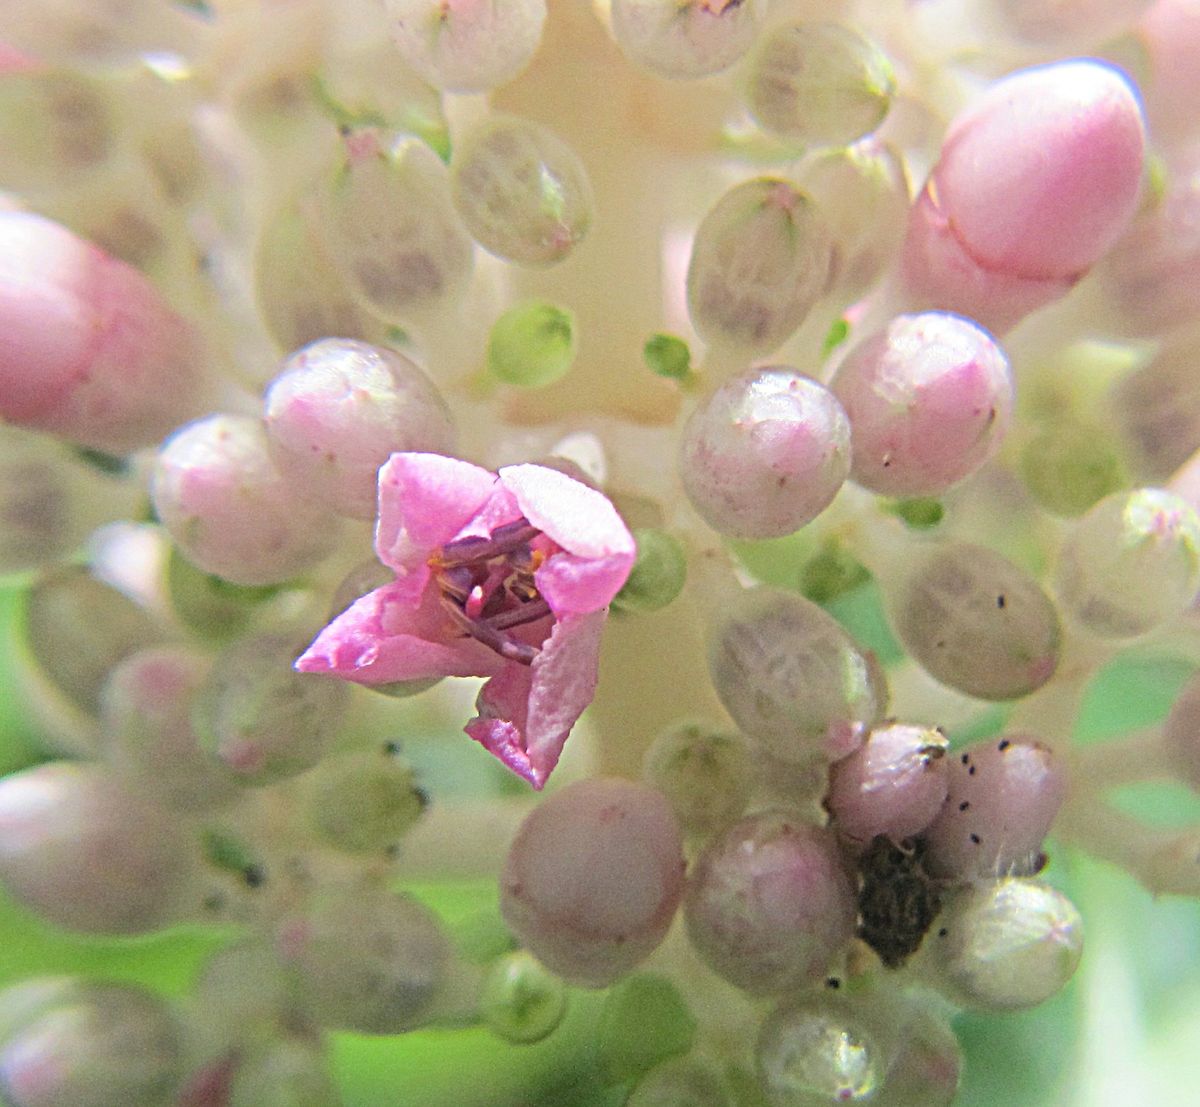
295;452;636;788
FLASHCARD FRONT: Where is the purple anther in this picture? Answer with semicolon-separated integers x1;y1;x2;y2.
485;598;552;632
436;518;542;569
440;595;539;665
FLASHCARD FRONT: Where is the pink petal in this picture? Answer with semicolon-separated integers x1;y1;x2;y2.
295;581;503;684
499;464;636;613
465;609;606;788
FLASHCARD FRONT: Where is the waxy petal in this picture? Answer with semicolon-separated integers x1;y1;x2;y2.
466;610;606;788
295;582;503;683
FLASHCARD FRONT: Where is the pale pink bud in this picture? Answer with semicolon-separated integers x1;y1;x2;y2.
0;212;210;454
830;312;1013;497
151;414;340;586
922;736;1067;880
826;723;950;844
900;60;1146;333
264;338;455;520
500;778;686;988
1138;0;1200;146
684;811;856;993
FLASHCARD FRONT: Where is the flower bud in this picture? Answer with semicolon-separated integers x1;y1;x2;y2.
922;736;1067;880
627;1057;732;1107
613;529;688;613
307;748;427;853
152;414;341;587
264;338;455;520
487;301;577;388
684;812;856;993
922;879;1084;1011
500;778;686;987
1165;672;1200;791
830;313;1013;498
826;722;949;844
0;762;195;934
879;1007;962;1107
228;1037;340;1107
642;720;752;837
480;950;566;1045
610;0;767;80
681;368;851;539
598;973;696;1085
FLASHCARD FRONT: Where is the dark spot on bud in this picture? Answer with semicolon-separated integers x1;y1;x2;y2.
242;865;266;888
825;977;841;989
968;766;976;776
414;787;431;810
997;594;1006;608
998;739;1011;751
959;801;970;812
938;927;948;938
969;833;981;845
961;753;970;765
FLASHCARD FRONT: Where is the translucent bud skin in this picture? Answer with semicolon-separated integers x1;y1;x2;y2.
613;529;688;613
1113;344;1200;482
878;1008;962;1107
0;426;92;575
1138;0;1200;146
24;565;168;717
756;996;883;1107
707;588;887;765
892;543;1061;701
686;179;833;356
479;950;566;1045
191;633;349;785
684;812;857;994
1163;671;1200;790
992;0;1155;47
384;0;547;93
0;979;183;1107
627;1058;733;1107
1019;421;1125;517
922;736;1067;880
500;778;686;988
451;115;593;267
228;1038;341;1107
680;368;851;539
611;0;768;80
0;212;209;454
276;888;452;1034
829;313;1014;498
151;414;341;587
100;647;242;813
317;136;474;324
745;22;894;147
923;879;1084;1012
598;973;696;1085
641;720;753;836
164;547;279;643
0;762;194;934
1055;489;1200;638
264;338;455;520
308;750;426;853
487;301;577;388
900;60;1146;333
825;723;950;845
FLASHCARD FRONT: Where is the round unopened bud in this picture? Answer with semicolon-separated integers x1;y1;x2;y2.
611;0;767;80
500;778;686;988
100;647;241;812
627;1058;732;1107
384;0;547;92
614;529;688;613
451;115;593;267
480;950;566;1045
192;633;350;785
1055;489;1200;638
276;887;452;1034
598;974;697;1086
922;736;1067;880
0;978;183;1107
308;749;426;853
891;543;1060;701
707;587;887;765
1019;420;1124;517
830;313;1013;497
152;414;340;587
681;368;851;539
746;22;894;147
686;179;833;356
0;762;194;934
264;338;455;520
487;301;577;388
756;996;883;1106
923;879;1083;1011
1165;672;1200;791
1113;343;1200;483
642;721;752;836
826;723;949;844
684;812;856;994
228;1037;339;1107
879;1007;961;1107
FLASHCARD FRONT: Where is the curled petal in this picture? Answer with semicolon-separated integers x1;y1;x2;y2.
295;582;502;683
466;610;606;788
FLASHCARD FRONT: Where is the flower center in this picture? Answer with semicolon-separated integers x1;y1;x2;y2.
430;517;551;665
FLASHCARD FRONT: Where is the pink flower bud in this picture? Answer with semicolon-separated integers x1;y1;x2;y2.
0;212;210;454
500;778;686;988
900;60;1146;333
826;723;950;844
1138;0;1200;146
922;736;1067;880
683;811;856;993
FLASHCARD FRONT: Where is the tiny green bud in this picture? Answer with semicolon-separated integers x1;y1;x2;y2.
799;540;870;603
614;529;687;613
479;950;567;1045
1019;422;1124;517
487;301;577;388
643;333;693;382
821;317;851;358
642;721;752;836
598;974;697;1086
165;547;280;640
887;497;945;530
308;750;427;853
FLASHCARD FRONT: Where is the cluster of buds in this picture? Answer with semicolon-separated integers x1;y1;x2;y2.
3;1;1200;1105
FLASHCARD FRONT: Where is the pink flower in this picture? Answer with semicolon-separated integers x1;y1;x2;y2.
295;452;637;788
